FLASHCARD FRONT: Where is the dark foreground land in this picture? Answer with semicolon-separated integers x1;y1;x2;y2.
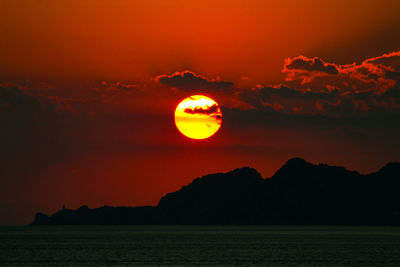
1;226;400;266
32;158;400;226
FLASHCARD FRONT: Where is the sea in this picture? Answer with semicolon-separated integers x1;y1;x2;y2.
1;226;400;266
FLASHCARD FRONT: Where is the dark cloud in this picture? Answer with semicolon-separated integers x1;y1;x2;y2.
184;104;220;115
283;56;339;82
238;84;400;117
98;81;141;92
282;51;400;92
386;71;400;81
0;83;73;119
0;84;40;113
222;104;400;149
237;51;399;117
184;104;222;123
364;51;400;69
155;71;234;92
239;85;341;115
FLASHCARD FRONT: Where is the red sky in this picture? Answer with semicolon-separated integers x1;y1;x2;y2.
1;0;400;225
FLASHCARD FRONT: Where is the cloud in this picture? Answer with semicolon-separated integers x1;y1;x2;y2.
236;51;400;117
0;82;73;118
184;104;222;123
283;51;400;91
99;81;141;92
283;56;339;80
364;51;400;69
184;104;220;115
155;70;234;92
239;85;342;115
239;84;400;117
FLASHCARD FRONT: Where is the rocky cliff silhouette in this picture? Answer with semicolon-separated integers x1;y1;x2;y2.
31;158;400;225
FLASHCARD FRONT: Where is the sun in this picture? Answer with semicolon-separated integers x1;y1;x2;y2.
174;95;222;140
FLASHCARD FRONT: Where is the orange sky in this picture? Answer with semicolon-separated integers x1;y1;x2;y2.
1;0;400;225
2;0;400;82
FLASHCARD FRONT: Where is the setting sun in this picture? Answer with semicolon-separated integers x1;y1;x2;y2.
174;95;222;140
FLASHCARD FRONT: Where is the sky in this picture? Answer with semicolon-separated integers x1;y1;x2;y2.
1;0;400;225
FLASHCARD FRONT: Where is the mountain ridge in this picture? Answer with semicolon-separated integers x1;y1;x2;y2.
31;158;400;226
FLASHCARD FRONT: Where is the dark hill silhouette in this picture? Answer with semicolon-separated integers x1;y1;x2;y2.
31;158;400;225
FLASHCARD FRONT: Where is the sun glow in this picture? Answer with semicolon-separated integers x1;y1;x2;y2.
174;95;222;140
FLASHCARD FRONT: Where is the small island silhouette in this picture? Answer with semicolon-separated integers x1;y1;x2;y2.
31;158;400;225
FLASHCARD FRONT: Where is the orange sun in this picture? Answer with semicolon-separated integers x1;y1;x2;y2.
174;95;222;140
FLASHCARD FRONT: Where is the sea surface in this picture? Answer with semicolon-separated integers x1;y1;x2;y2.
0;226;400;266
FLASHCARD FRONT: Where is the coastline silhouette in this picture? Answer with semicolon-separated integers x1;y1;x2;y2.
32;158;400;225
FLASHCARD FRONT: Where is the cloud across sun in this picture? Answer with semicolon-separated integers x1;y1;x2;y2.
174;95;222;140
